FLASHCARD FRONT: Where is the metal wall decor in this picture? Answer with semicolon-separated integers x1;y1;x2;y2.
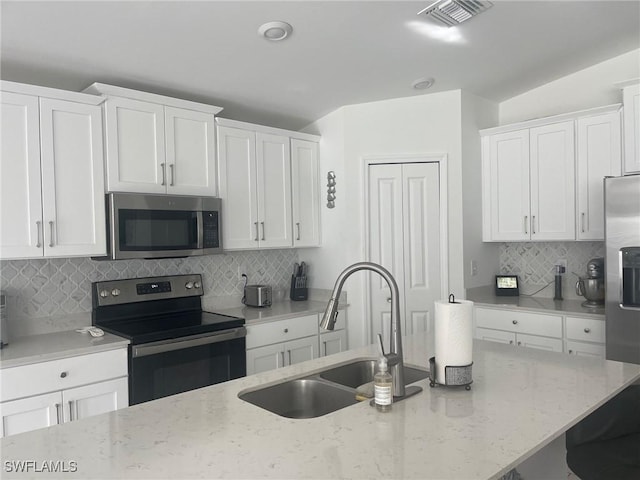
326;171;336;208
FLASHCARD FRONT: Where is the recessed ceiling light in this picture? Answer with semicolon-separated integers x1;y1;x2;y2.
412;77;435;90
258;21;293;41
418;0;493;27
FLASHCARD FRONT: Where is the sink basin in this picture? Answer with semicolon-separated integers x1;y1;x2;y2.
319;359;429;388
238;359;429;418
239;378;358;419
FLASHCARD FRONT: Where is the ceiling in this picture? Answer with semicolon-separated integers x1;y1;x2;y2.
1;1;639;130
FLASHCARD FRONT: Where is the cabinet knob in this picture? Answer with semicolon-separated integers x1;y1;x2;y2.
509;340;514;345
584;328;591;333
517;341;522;346
284;328;289;333
512;320;518;325
569;349;573;354
60;371;68;378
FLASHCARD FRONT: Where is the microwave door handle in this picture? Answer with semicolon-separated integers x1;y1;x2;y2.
197;211;204;249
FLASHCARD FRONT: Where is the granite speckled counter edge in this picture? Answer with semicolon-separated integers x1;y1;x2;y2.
467;286;605;320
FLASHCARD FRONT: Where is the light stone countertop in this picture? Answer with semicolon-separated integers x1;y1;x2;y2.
2;333;639;479
207;299;346;326
0;330;130;369
467;287;605;319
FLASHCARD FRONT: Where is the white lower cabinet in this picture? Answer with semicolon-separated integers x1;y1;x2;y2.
320;329;348;357
0;348;128;438
475;307;605;357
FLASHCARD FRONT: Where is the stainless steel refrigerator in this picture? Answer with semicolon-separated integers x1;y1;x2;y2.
605;174;640;365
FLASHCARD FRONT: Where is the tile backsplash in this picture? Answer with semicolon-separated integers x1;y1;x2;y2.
0;250;299;337
499;242;605;299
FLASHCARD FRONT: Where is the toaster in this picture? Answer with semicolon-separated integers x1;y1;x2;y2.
244;285;272;307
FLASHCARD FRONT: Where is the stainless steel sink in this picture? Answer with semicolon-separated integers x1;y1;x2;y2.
238;359;429;419
319;359;429;388
239;378;358;419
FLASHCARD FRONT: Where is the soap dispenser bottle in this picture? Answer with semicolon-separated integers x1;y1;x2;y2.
374;356;393;412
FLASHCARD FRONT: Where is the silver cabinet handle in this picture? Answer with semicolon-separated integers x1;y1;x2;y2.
322;341;327;356
280;351;285;367
254;222;259;241
532;215;536;234
517;341;522;346
524;216;528;234
48;221;55;247
284;328;289;333
60;371;68;378
569;349;573;354
509;340;514;345
296;222;301;240
55;403;62;424
512;320;518;325
35;221;42;248
160;163;166;186
287;350;292;365
169;164;175;186
260;221;265;241
581;212;585;233
68;400;76;422
387;297;392;303
584;328;591;333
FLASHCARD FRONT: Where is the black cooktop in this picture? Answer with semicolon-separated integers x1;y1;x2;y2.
97;310;245;345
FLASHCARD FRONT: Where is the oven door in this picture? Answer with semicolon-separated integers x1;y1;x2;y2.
128;327;246;405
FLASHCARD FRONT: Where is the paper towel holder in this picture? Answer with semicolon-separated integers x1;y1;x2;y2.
429;357;473;390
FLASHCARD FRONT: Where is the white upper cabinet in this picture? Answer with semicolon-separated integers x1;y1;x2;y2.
576;110;621;240
482;121;575;241
0;82;106;259
216;118;320;251
481;105;622;242
622;83;640;174
291;139;320;247
84;83;221;196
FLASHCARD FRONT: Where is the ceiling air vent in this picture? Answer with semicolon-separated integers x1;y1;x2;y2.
418;0;493;27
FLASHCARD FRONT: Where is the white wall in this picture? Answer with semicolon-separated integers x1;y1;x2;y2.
461;91;500;289
499;49;640;124
303;91;465;348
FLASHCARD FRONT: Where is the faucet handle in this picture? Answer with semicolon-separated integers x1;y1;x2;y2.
377;333;387;357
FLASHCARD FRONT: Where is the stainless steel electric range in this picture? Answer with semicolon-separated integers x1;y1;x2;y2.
92;274;246;405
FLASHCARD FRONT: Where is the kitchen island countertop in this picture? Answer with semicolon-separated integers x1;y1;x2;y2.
2;332;638;479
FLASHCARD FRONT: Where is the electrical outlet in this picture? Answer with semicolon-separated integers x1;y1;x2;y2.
470;260;478;277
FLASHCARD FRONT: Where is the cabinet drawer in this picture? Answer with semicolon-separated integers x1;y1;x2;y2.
566;340;605;358
475;308;562;338
246;314;319;349
565;316;605;343
1;348;128;402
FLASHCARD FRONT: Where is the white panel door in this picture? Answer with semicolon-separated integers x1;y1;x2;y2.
217;126;259;249
0;392;60;438
104;96;166;193
0;91;43;258
402;163;440;336
284;336;318;366
476;327;516;345
63;377;128;422
39;98;106;257
488;130;531;241
368;164;405;346
576;112;621;240
566;340;605;358
165;106;216;196
516;333;563;352
368;162;441;346
320;330;347;357
291;139;320;247
622;84;640;174
246;343;284;375
256;133;292;248
529;121;575;240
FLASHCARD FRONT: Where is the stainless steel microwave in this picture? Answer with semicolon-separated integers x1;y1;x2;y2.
102;193;222;260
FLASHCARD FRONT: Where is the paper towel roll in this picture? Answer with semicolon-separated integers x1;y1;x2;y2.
434;299;474;385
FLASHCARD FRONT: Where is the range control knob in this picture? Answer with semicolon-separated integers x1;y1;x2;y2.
194;281;201;289
99;290;109;298
185;281;194;290
111;288;121;297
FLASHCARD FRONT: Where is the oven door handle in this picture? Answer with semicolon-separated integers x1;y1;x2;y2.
131;327;247;358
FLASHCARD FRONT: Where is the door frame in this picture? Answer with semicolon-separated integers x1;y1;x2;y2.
361;153;449;344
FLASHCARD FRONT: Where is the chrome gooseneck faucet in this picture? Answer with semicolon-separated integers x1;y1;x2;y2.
320;261;408;398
